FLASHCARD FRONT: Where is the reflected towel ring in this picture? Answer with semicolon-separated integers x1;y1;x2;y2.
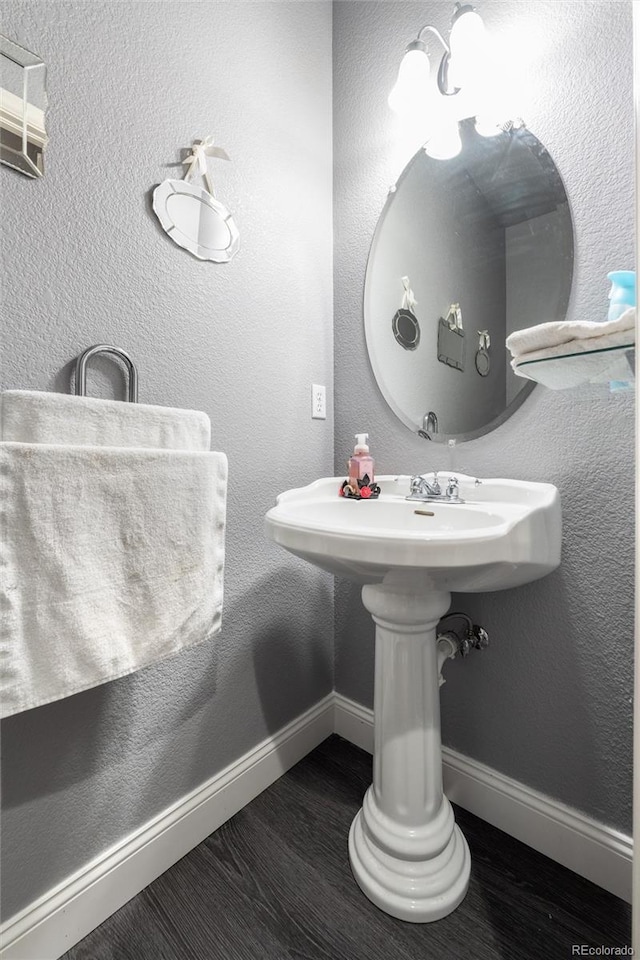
475;349;490;376
475;330;491;376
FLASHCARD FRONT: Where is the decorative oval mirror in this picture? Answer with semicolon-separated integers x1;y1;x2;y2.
152;179;240;263
364;120;574;441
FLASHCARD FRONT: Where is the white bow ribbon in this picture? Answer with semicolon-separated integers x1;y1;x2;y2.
401;276;418;312
478;329;491;350
445;303;463;331
183;136;230;196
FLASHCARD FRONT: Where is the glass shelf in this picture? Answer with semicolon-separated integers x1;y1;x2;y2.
515;342;635;390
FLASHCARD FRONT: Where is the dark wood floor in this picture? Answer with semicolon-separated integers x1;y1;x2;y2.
63;736;631;960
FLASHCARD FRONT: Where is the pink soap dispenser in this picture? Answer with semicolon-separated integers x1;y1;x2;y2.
349;433;374;486
340;433;381;499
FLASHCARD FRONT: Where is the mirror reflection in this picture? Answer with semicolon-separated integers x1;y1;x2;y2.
364;120;574;440
166;193;233;251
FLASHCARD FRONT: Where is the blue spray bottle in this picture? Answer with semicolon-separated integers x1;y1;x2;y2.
607;271;636;321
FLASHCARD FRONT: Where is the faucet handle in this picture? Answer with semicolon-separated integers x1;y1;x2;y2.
446;476;459;499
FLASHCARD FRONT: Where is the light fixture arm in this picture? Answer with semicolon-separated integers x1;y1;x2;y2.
413;23;460;97
416;24;450;53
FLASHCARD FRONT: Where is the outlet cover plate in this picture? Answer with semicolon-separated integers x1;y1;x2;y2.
312;384;326;420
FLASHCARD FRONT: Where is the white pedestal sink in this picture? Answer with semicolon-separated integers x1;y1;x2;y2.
265;474;561;922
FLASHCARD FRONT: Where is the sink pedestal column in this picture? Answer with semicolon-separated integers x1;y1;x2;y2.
348;578;470;922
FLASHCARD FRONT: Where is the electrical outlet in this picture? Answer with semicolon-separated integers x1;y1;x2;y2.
311;384;326;420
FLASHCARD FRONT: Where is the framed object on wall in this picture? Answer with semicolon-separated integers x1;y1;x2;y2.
0;35;48;178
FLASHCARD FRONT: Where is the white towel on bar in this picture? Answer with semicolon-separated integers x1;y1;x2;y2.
1;390;211;451
506;307;636;358
0;442;227;718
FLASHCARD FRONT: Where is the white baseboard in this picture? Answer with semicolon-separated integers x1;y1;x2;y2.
333;692;633;904
2;690;632;960
0;694;335;960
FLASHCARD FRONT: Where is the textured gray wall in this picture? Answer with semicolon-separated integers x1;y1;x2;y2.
1;0;333;919
334;0;634;833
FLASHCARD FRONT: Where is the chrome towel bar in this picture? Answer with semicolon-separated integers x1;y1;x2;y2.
75;344;138;402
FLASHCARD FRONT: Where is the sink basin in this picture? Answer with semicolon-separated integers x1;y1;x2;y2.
265;471;561;924
265;473;561;590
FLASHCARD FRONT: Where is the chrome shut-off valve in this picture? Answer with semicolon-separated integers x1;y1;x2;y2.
436;613;489;686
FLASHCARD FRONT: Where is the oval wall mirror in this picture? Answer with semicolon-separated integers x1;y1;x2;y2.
364;120;574;441
152;179;240;263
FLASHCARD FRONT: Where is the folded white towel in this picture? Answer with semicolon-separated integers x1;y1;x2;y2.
1;391;211;451
511;328;635;388
506;307;636;358
0;442;227;717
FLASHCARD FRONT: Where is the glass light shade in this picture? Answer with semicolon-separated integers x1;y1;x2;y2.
388;46;431;116
424;121;462;160
450;7;486;59
448;7;487;88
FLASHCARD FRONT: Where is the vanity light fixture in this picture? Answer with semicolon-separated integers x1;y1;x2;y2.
388;3;492;158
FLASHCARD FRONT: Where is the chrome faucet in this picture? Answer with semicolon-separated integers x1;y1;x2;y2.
410;473;441;498
407;472;464;503
423;411;438;434
418;411;438;439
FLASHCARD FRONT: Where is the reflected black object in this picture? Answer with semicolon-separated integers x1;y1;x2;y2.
392;309;421;350
437;318;465;371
